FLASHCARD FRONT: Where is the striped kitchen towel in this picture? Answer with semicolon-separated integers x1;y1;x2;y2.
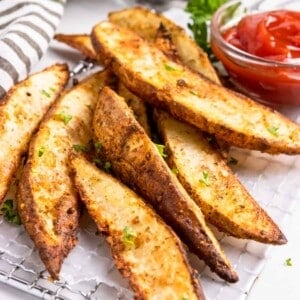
0;0;66;98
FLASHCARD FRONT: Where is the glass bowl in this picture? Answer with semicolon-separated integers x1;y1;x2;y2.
211;0;300;106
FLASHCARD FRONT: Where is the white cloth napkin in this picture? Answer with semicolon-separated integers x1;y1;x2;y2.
0;0;65;98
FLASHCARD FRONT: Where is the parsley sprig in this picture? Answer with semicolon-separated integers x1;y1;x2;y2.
185;0;227;57
1;199;22;225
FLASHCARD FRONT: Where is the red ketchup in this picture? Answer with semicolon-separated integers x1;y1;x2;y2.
213;10;300;105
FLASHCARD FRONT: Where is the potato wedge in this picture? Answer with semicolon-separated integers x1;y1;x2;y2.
17;70;112;279
54;33;98;60
93;86;238;283
155;110;287;244
54;34;151;136
70;154;205;300
0;64;68;205
109;6;220;83
92;21;300;155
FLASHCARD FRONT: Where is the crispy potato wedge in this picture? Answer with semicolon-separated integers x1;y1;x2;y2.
109;6;220;83
0;64;68;205
54;34;151;136
17;70;112;279
70;154;205;299
54;33;98;60
92;21;300;155
155;110;287;244
151;26;286;243
93;86;238;283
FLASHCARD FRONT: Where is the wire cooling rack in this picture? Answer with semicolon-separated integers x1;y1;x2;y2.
0;143;299;299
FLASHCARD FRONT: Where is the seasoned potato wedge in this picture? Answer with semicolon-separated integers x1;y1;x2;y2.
92;21;300;155
0;64;68;204
54;33;97;60
93;86;238;283
109;6;220;83
17;70;112;279
70;154;205;300
54;34;151;136
155;110;287;244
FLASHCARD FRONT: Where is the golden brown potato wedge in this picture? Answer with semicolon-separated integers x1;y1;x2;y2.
0;64;68;205
17;70;112;279
54;33;98;60
92;21;300;155
155;110;287;244
151;23;286;243
109;6;220;83
54;34;151;136
70;154;205;300
93;86;238;283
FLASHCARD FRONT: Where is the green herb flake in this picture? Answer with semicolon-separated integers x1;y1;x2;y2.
267;126;279;137
0;199;22;225
38;146;45;157
285;258;292;266
228;156;238;165
122;226;137;247
41;89;51;98
93;158;103;166
56;112;72;125
49;87;56;93
172;167;179;175
199;171;210;186
164;64;178;72
103;161;112;172
189;90;198;96
72;144;88;152
94;141;102;153
154;143;168;158
182;295;189;300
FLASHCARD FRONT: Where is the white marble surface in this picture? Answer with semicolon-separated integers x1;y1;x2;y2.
0;0;300;299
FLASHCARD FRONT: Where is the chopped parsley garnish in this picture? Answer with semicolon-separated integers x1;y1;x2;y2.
285;258;292;266
103;161;112;172
73;144;88;152
189;90;198;96
164;64;178;71
1;199;21;225
49;87;56;92
267;126;279;137
172;167;179;175
122;226;137;247
182;295;189;300
94;141;102;154
199;171;210;186
41;89;51;98
93;158;103;166
56;112;72;125
154;143;168;158
228;156;238;165
38;146;45;157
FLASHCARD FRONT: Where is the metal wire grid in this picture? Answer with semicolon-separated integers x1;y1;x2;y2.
0;143;297;300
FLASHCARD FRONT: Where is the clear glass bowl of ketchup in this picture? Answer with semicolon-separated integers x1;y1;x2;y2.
211;0;300;106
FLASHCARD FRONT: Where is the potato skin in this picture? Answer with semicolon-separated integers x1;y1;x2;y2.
70;154;205;300
93;86;238;283
17;70;112;279
92;21;300;155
